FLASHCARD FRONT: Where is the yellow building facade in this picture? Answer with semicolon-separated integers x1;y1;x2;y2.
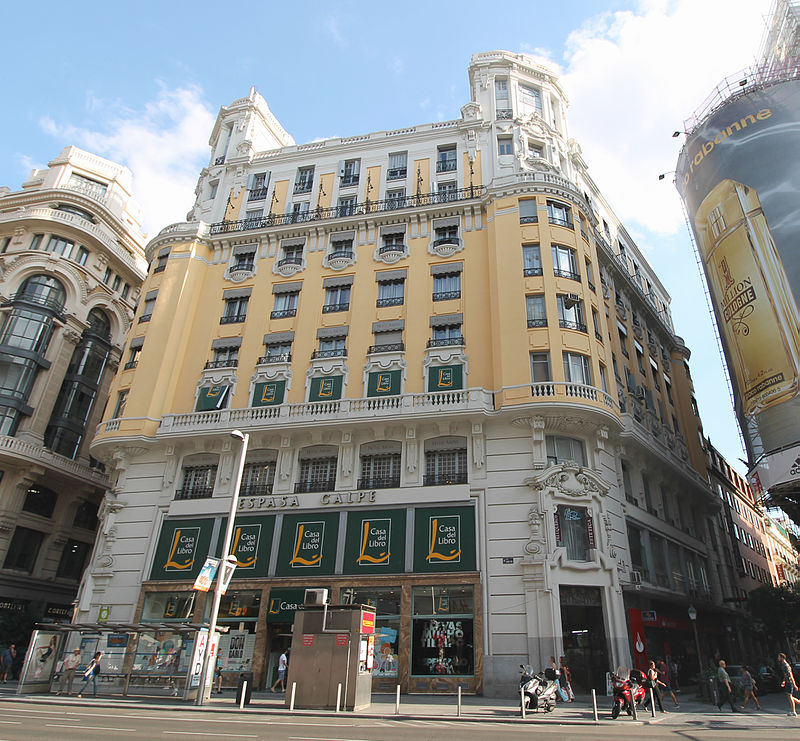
82;52;724;695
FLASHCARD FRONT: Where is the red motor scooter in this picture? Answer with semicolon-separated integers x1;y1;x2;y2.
610;668;647;719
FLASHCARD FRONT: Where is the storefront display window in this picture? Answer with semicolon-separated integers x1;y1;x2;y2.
347;587;400;679
141;591;195;622
209;590;261;674
411;585;474;676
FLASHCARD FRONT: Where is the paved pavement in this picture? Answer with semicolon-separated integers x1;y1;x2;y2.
1;681;798;729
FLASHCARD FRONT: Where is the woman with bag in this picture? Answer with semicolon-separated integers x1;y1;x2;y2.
642;660;667;712
76;651;102;698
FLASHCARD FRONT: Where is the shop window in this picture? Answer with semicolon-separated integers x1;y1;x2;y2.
215;590;261;675
141;591;196;621
347;587;401;680
555;505;592;561
3;526;44;572
411;585;474;676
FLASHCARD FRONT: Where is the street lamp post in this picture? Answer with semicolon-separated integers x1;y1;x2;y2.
687;604;703;683
195;429;249;706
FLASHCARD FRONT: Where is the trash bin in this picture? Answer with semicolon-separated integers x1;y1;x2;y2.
236;672;254;706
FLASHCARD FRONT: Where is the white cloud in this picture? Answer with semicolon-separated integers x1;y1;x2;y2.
325;14;346;48
562;0;771;236
40;85;215;237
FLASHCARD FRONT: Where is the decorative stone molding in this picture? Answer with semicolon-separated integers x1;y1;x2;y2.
524;503;546;557
525;461;610;499
224;265;256;283
375;246;406;265
471;423;485;469
273;260;303;278
429;239;463;259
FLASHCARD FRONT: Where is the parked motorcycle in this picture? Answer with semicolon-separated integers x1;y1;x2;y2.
519;664;558;712
610;667;646;719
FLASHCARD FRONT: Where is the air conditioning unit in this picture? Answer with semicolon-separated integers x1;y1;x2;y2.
563;292;580;308
630;570;642;584
304;588;329;606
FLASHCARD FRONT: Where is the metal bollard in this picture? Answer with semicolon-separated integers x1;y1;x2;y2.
631;693;638;721
649;688;656;718
457;686;462;717
239;680;247;710
395;684;401;714
591;688;598;722
336;683;342;713
520;686;526;720
289;682;296;712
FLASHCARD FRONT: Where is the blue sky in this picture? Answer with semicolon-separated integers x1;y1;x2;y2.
1;0;774;471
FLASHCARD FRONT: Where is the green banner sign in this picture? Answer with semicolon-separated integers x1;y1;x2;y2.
266;587;327;623
252;380;285;407
275;513;339;576
196;384;229;411
215;516;275;578
367;370;401;397
309;376;343;402
150;519;214;581
427;365;462;392
342;509;406;574
413;506;476;572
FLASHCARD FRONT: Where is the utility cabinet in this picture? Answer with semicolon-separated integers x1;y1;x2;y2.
288;597;376;711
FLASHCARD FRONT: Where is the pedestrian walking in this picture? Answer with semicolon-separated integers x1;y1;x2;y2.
559;656;574;701
548;656;568;702
76;651;102;698
0;645;15;683
57;649;82;695
643;660;667;712
716;660;738;712
777;653;800;717
657;659;680;708
740;666;761;710
270;648;288;693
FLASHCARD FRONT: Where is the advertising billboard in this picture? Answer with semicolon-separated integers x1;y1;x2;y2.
676;76;800;456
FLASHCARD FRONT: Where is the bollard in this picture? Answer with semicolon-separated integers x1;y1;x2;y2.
649;688;656;718
239;680;247;710
591;688;598;722
631;694;638;721
289;682;296;712
395;685;400;715
336;683;342;713
457;686;462;717
520;686;526;720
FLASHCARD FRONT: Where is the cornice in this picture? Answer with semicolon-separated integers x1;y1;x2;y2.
145;221;213;261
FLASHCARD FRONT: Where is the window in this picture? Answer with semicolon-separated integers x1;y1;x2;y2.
519;84;543;115
221;296;249;324
530;351;552;384
323;285;351;313
380;232;405;256
139;292;157;322
30;234;44;250
315;335;347;358
291;202;310;222
56;204;94;222
76;246;90;265
526;295;547;328
563;352;592;385
22;485;58;518
494;78;509;101
386;188;406;209
547;200;572;228
232;249;255;271
296;451;338;493
208;181;218;200
294;166;314;194
73;501;99;530
387;152;407;180
618;327;629;357
424;448;467;486
3;526;44;572
436;181;458;202
111;275;121;291
555;505;591;561
112;390;128;418
430;323;463;346
527;140;543;158
433;272;461;301
260;341;292;363
45;236;74;258
557;294;586;332
154;250;169;273
337;196;356;217
278;244;303;268
176;465;217;500
551;244;579;280
370;329;403;353
241;460;276;496
585;258;595;289
67;173;108;198
434;224;459;247
56;540;91;580
0;237;8;253
519;199;538;224
592;309;602;340
102;268;112;284
340;159;360;186
546;435;587;466
271;291;298;319
599;364;608;392
436;145;457;173
125;342;142;369
377;279;404;307
247;172;269;200
121;283;130;300
329;236;353;259
523;243;542;275
497;136;513;155
359;452;401;489
209;345;239;368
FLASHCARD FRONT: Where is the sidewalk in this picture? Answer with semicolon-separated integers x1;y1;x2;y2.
1;681;798;727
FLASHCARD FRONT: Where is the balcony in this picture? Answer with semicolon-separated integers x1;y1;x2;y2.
123;360;138;370
433;236;459;248
436;159;457;173
220;313;247;324
240;483;274;496
231;261;255;273
209;186;486;234
530;381;617;409
204;359;238;370
523;267;543;277
423;472;468;486
548;215;573;229
270;308;297;319
257;352;291;364
7;291;66;316
326;249;354;269
387;167;407;180
175;486;214;500
294;478;337;494
322;302;350;313
376;296;403;307
294;181;313;194
277;256;303;268
520;215;538;224
427;336;464;348
553;268;580;281
340;175;359;187
527;319;547;329
138;313;152;323
559;319;587;333
379;243;405;256
311;348;347;359
368;342;404;354
433;290;461;302
358;475;400;489
247;188;268;201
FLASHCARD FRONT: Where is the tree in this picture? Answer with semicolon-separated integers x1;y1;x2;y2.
746;583;800;656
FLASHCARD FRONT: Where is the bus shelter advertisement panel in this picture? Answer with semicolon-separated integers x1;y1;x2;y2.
676;78;800;450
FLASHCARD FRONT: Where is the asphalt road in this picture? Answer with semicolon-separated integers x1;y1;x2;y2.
1;701;799;741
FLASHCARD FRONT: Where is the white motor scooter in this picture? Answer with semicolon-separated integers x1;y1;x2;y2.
519;664;558;712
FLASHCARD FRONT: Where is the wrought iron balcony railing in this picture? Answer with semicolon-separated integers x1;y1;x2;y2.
386;167;407;180
368;342;404;354
548;215;574;229
240;483;274;497
436;159;457;173
376;296;404;307
523;267;543;277
322;302;350;313
427;336;464;348
553;268;580;281
257;352;292;364
520;215;538;224
204;359;238;369
379;243;405;255
340;175;359;187
247;188;268;201
294;478;337;494
433;236;459;247
231;261;255;272
270;308;297;319
433;290;461;302
311;348;347;359
276;256;303;268
220;313;247;324
559;319;587;333
138;313;152;323
423;472;468;486
123;360;138;370
175;486;214;500
527;319;547;328
357;476;400;489
294;182;313;194
496;108;513;119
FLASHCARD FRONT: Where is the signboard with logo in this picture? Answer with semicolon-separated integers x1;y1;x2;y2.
266;587;327;623
309;376;343;402
275;512;339;576
215;516;275;578
367;370;401;397
150;519;214;581
427;365;463;392
413;506;476;572
252;380;286;407
342;509;406;574
195;384;229;411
